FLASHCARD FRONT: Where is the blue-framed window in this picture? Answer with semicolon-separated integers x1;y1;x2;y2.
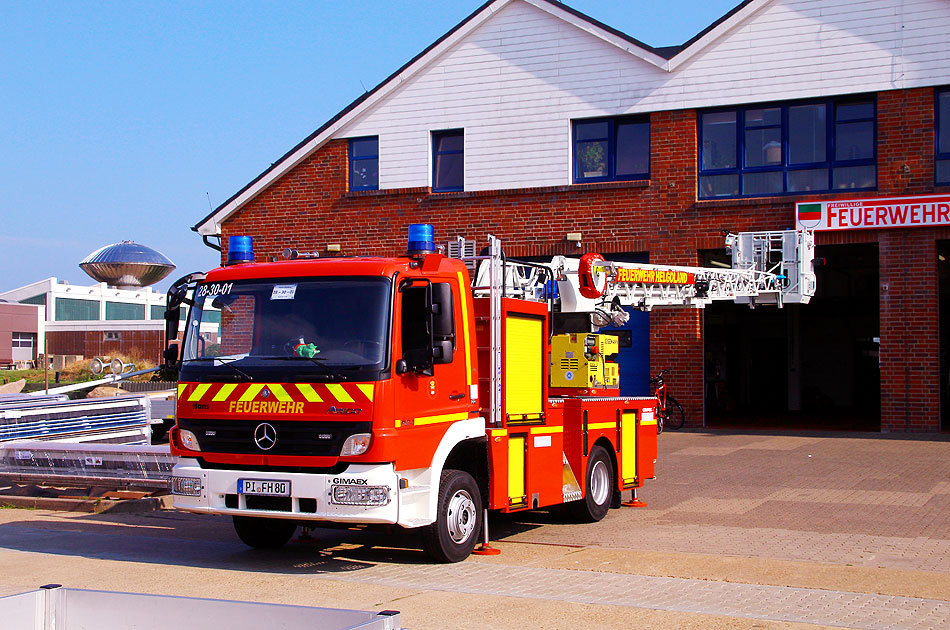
349;136;379;191
432;129;464;192
937;89;950;186
573;116;649;183
699;97;876;198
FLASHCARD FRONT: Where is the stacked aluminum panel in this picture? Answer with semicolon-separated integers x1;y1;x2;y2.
0;441;174;488
0;393;69;407
0;394;151;445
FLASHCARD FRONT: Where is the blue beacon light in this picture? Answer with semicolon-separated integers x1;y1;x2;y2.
407;223;435;256
227;235;255;264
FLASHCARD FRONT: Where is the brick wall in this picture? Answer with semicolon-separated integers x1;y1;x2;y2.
46;331;164;363
219;87;945;431
875;88;942;431
879;231;939;431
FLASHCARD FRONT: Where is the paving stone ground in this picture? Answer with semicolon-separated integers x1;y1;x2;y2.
322;560;950;629
493;430;950;573
0;430;946;628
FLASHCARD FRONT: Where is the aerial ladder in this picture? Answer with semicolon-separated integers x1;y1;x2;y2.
462;228;816;402
466;228;816;325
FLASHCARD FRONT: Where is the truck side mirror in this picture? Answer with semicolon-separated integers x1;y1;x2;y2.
431;282;455;365
432;339;452;362
163;344;179;365
164;306;181;341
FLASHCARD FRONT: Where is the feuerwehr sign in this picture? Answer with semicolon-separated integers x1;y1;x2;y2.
797;195;950;231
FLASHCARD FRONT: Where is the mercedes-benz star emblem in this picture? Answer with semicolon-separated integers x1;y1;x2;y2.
253;423;277;451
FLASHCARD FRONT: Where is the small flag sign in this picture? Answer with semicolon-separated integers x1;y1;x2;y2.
798;203;822;221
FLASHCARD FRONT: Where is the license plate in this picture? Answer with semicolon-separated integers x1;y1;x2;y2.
238;479;291;496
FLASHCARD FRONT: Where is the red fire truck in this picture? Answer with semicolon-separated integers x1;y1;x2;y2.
167;224;814;562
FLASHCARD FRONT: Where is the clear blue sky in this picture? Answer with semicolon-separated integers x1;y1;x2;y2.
0;0;739;294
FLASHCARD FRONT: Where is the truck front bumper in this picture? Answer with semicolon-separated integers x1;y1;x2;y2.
170;459;401;525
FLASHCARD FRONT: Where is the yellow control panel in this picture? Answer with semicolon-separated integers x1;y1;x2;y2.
550;333;619;389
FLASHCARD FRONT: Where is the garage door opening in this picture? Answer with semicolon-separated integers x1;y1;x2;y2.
703;243;880;430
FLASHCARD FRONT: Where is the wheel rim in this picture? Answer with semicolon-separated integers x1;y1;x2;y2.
589;459;610;505
446;489;477;544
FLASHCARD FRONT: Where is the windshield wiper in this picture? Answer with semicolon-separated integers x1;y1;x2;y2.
260;356;349;381
188;357;253;382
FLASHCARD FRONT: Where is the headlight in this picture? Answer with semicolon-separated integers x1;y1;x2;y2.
331;484;390;506
340;433;371;456
178;429;201;451
171;476;203;496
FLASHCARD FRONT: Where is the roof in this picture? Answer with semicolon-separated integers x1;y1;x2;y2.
193;0;762;237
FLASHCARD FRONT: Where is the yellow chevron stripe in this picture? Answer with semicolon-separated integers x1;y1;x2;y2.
490;429;507;437
414;411;469;426
177;384;186;398
239;384;265;402
326;384;353;403
268;383;293;402
530;426;564;434
588;422;616;430
355;383;374;402
188;383;211;402
212;383;237;402
296;384;323;403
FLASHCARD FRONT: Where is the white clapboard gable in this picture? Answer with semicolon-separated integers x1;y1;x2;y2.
196;0;950;234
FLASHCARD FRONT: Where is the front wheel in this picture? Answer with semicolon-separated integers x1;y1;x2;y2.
422;469;483;563
232;516;297;549
568;446;614;522
666;396;685;430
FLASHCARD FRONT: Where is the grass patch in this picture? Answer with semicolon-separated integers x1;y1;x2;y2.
1;353;156;386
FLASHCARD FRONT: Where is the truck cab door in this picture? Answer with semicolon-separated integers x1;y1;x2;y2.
393;278;473;463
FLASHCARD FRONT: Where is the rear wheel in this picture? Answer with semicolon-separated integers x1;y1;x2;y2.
568;446;614;522
422;469;482;563
232;516;297;549
666;396;685;430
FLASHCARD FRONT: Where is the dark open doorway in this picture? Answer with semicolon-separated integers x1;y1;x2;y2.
703;243;880;430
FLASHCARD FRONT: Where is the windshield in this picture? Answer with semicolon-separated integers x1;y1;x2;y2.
181;276;391;382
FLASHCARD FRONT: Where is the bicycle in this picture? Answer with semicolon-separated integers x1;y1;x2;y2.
651;369;685;433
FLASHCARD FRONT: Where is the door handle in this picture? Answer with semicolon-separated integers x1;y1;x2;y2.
448;393;465;400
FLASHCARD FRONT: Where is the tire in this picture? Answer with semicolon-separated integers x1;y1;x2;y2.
568;446;614;522
666;396;685;430
422;469;482;563
656;409;664;435
232;516;297;549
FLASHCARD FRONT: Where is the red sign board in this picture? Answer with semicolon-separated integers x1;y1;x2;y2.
797;195;950;231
